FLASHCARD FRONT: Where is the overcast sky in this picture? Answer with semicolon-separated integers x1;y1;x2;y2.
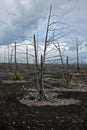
0;0;87;63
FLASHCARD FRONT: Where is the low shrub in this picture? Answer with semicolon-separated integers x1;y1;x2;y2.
9;72;23;80
64;72;72;88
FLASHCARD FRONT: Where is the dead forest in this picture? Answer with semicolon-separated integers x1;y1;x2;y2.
0;5;87;130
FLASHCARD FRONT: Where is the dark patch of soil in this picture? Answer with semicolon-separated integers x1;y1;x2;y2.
0;84;87;130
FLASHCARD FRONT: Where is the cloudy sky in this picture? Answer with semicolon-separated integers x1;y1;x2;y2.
0;0;87;63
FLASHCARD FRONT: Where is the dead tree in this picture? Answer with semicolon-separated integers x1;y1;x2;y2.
26;46;29;80
66;56;69;70
26;46;29;70
14;42;17;80
34;35;47;100
33;34;40;95
9;48;14;70
76;38;80;73
54;41;64;67
39;55;47;100
43;4;71;66
8;45;10;70
34;34;38;70
43;5;52;63
33;5;72;99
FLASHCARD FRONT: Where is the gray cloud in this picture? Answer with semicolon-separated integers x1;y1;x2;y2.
0;0;87;45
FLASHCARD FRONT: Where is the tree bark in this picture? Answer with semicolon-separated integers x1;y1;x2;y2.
76;38;80;73
14;42;17;80
43;5;52;63
39;55;47;100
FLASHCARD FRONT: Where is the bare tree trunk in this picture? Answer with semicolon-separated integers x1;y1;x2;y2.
33;34;40;98
34;34;38;69
34;35;47;100
39;55;47;100
54;42;70;87
9;48;13;71
26;46;29;80
40;55;43;93
7;45;10;78
43;5;52;63
76;38;80;73
14;42;17;80
39;55;44;100
56;42;64;67
26;46;29;70
66;56;69;70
